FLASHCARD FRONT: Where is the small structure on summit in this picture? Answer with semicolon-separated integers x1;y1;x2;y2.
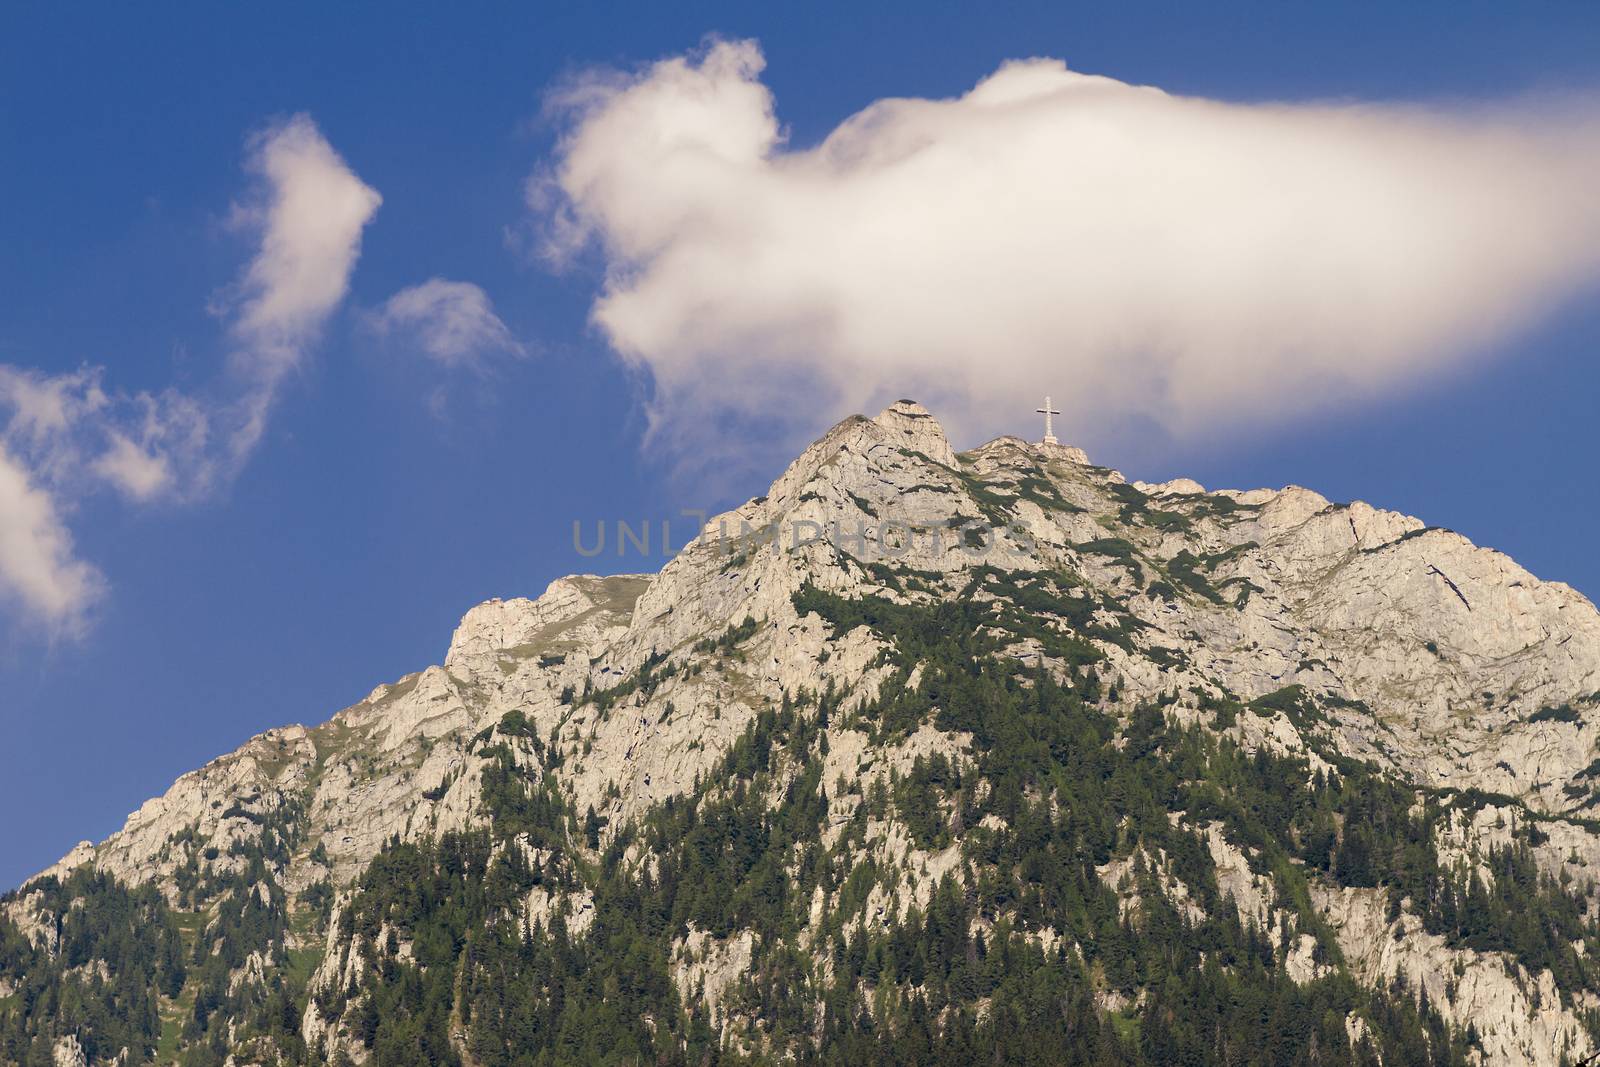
1035;395;1061;446
1031;394;1090;465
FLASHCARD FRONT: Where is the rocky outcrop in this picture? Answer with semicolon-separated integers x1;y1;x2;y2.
1319;884;1597;1066
19;399;1600;1066
51;1035;87;1067
444;574;649;671
672;927;756;1029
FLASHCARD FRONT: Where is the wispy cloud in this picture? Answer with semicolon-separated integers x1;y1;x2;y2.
224;114;382;460
541;39;1600;462
0;443;104;637
372;278;524;371
0;115;380;636
0;366;210;502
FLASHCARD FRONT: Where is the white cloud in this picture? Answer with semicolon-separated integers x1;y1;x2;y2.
542;39;1600;457
0;115;380;636
0;365;107;442
373;278;524;370
225;114;382;459
92;433;174;502
0;444;103;636
0;367;209;631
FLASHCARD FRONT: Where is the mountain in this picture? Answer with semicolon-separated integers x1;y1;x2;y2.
7;400;1600;1067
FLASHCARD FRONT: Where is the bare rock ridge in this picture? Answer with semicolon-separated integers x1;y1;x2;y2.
8;399;1600;1066
871;398;960;467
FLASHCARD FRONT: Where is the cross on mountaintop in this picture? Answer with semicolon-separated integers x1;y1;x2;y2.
1036;396;1061;445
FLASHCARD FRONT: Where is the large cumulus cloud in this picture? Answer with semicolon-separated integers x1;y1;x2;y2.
542;39;1600;457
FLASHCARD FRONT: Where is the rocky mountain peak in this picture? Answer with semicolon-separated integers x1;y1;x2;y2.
870;398;958;467
10;398;1600;1067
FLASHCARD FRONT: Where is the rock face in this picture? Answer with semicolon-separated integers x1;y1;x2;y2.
444;575;650;672
8;400;1600;1066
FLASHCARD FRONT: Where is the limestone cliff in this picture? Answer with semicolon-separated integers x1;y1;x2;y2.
7;400;1600;1066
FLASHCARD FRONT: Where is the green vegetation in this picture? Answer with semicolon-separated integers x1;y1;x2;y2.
1166;549;1225;603
10;568;1600;1065
692;615;761;658
1075;537;1146;586
1528;703;1582;725
950;467;1017;527
1177;493;1263;522
1105;481;1192;533
1015;471;1083;513
846;490;879;517
311;666;1475;1066
587;649;675;716
0;870;186;1065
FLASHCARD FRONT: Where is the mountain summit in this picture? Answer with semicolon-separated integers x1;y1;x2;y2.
7;402;1600;1066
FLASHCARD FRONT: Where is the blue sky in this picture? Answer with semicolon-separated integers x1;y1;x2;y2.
2;2;1599;889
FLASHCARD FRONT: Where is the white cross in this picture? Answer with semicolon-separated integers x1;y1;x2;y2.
1036;396;1061;445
